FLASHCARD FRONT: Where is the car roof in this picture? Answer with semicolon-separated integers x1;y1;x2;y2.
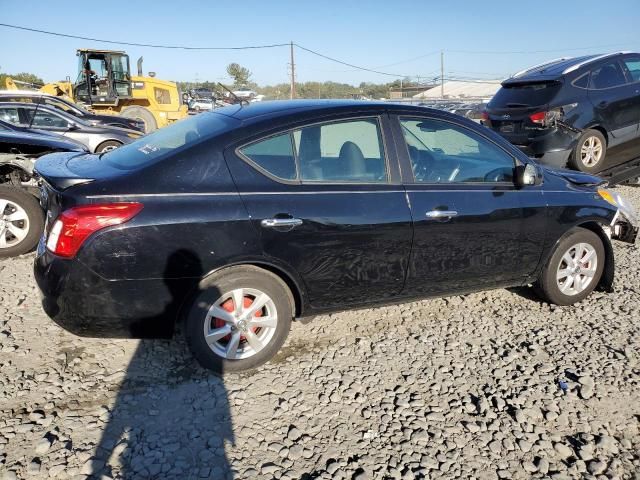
215;99;434;123
504;51;634;83
0;90;54;97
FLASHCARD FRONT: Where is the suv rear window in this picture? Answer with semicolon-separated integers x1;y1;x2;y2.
102;113;237;170
489;81;562;108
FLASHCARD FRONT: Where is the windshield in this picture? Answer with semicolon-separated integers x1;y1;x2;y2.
101;112;238;170
489;80;562;108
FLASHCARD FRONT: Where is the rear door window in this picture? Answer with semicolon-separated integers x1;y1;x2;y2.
294;119;386;183
238;118;388;183
489;81;562;108
590;61;628;89
240;132;296;180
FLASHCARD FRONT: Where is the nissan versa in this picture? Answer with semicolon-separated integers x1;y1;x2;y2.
33;101;638;373
485;52;640;173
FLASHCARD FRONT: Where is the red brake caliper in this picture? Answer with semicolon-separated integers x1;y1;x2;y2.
213;296;262;343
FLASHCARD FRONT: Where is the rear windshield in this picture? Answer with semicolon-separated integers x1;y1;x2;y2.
489;81;562;108
101;112;237;170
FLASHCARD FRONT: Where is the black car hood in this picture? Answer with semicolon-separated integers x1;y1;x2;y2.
542;166;605;187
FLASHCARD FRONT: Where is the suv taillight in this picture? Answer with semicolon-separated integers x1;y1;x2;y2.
481;111;489;121
529;111;547;124
529;107;567;127
46;203;143;258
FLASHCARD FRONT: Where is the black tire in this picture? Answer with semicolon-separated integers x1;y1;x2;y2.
185;265;293;374
568;129;607;173
0;186;44;258
120;106;158;133
534;227;605;306
95;140;122;153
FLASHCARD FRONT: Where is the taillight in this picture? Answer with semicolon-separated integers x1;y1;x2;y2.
46;203;143;258
481;111;489;121
529;111;547;124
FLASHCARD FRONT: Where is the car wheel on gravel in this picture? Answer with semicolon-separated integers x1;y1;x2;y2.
185;266;293;373
95;140;122;153
569;129;607;173
534;227;605;306
0;186;44;258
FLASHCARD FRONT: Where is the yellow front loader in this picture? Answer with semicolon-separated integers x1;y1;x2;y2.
5;49;187;132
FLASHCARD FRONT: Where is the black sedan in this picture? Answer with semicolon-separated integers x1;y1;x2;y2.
33;101;638;373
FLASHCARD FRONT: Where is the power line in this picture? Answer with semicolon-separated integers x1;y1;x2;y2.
294;43;409;77
447;43;634;55
0;23;289;50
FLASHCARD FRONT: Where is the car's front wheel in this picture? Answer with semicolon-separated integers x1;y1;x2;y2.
534;227;605;305
185;266;293;373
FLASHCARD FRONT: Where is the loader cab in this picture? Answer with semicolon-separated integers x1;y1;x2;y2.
73;49;132;106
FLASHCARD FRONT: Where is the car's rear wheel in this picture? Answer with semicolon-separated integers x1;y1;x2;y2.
185;266;293;373
95;140;122;153
534;227;605;305
0;186;44;258
569;129;606;173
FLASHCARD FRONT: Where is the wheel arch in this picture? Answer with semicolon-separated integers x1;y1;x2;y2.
582;124;609;145
175;260;307;330
575;221;615;292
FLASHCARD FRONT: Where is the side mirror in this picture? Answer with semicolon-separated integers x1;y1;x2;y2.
67;122;79;131
515;163;540;187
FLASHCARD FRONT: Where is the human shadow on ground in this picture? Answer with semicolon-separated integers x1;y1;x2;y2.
89;250;235;479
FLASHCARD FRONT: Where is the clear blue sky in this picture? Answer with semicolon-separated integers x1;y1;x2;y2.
1;0;639;86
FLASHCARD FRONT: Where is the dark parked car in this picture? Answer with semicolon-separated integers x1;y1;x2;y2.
34;101;638;373
0;102;142;153
484;52;640;173
0;120;86;257
0;91;145;132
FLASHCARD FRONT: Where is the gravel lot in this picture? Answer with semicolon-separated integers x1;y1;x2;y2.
1;186;639;480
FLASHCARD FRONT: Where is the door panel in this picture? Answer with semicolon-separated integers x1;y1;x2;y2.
225;115;413;310
240;186;413;308
392;114;546;295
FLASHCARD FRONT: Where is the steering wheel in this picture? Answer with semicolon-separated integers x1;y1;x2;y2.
411;149;437;182
483;167;512;183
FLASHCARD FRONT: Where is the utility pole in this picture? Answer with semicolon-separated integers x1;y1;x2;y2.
290;41;296;99
440;50;444;98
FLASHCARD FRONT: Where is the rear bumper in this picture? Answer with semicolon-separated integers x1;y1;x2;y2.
34;247;187;338
494;126;580;168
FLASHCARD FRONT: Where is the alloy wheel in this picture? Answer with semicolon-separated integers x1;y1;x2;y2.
580;136;603;167
203;288;278;360
0;199;30;249
556;242;598;296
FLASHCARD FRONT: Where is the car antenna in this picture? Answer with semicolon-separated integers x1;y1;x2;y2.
29;94;43;130
218;83;249;106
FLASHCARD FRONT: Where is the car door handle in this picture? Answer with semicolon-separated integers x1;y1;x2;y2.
426;210;458;219
598;101;609;108
261;218;303;228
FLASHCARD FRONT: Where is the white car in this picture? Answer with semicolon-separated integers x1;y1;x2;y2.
188;99;213;112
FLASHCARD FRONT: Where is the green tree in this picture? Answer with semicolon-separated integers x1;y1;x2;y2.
0;71;44;89
226;63;252;87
